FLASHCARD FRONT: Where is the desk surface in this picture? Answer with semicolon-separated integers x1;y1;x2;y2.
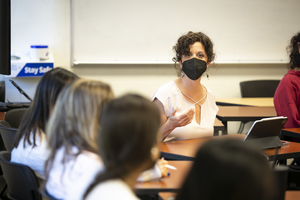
214;118;223;127
135;161;192;195
158;191;300;200
216;106;277;134
160;134;300;161
216;98;274;107
217;106;277;121
283;128;300;134
280;128;300;140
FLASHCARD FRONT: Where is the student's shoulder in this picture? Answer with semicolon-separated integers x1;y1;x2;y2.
76;150;103;168
282;70;300;83
86;179;139;200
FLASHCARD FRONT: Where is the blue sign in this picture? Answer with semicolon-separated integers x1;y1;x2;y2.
16;63;53;77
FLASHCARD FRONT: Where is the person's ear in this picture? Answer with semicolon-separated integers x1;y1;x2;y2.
150;145;160;162
179;61;182;68
207;61;211;69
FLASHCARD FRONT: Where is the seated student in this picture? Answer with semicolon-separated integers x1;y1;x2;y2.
44;81;167;200
274;32;300;164
85;94;161;200
44;79;114;199
175;139;275;200
274;32;300;129
11;67;78;178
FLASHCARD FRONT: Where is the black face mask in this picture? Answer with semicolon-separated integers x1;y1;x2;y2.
182;58;207;80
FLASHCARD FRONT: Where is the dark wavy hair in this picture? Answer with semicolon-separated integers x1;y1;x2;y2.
172;31;216;76
13;67;79;148
287;32;300;70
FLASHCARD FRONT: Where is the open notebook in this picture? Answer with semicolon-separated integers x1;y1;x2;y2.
244;116;288;149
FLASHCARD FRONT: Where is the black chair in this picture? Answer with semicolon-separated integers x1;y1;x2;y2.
238;80;280;133
0;121;11;128
4;108;28;129
0;151;42;200
0;126;18;152
0;121;11;152
273;165;289;200
39;187;60;200
286;165;300;190
240;80;280;98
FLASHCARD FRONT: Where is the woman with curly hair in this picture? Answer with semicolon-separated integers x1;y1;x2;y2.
152;31;218;142
274;32;300;128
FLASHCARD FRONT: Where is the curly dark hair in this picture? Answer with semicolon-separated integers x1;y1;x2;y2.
172;31;216;76
287;32;300;70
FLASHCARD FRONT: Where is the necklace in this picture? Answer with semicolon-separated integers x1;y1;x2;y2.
180;89;207;106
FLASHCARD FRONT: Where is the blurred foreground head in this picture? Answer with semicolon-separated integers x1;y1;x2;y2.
176;139;275;200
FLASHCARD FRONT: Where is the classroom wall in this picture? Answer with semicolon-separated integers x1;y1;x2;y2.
2;0;70;102
73;63;288;99
72;0;299;63
5;0;294;133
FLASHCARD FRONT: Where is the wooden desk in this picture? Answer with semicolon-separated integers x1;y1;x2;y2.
159;192;176;200
280;128;300;140
285;191;300;200
135;161;192;195
158;191;300;200
217;106;277;134
216;97;274;107
213;118;224;136
160;134;300;161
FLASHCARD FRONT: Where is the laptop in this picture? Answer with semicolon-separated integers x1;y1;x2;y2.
244;116;288;149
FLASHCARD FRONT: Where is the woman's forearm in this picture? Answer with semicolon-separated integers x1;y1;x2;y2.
159;119;175;142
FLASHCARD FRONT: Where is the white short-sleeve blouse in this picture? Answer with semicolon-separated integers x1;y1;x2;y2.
152;81;219;142
11;133;48;178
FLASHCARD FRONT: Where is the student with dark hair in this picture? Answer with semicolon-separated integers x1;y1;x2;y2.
11;67;79;178
176;139;275;200
274;32;300;128
152;31;218;142
85;94;161;200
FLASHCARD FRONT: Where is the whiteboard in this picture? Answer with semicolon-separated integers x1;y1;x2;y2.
72;0;300;64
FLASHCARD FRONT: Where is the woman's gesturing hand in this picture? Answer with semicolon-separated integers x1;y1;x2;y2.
167;108;194;129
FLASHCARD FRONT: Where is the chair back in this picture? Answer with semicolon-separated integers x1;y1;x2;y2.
0;126;18;152
0;121;11;152
273;165;288;200
39;187;60;200
0;151;42;200
5;108;28;129
240;80;280;97
287;165;300;190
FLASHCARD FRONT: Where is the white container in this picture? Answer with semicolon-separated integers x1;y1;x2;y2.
30;45;49;61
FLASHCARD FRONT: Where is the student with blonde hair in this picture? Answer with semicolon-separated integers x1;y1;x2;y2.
44;80;167;200
44;79;114;199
